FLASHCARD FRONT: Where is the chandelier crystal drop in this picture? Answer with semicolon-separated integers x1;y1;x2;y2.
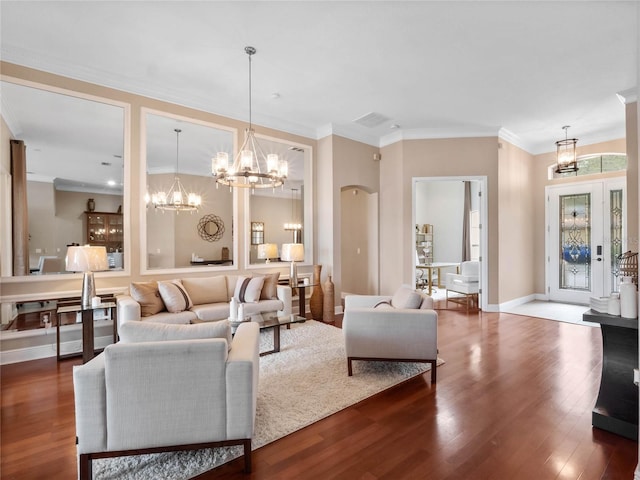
212;46;288;191
149;128;201;213
555;125;578;174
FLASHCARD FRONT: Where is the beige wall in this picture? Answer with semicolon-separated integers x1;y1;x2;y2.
498;141;536;302
0;61;317;301
317;135;380;305
381;137;501;305
531;137;630;294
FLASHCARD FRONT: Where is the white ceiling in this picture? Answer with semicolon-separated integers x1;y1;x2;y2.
1;1;638;157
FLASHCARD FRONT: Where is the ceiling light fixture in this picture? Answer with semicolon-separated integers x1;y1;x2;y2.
212;46;288;191
555;125;578;174
148;128;201;213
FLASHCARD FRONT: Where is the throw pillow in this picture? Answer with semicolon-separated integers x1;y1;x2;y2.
181;276;228;305
391;286;423;309
234;276;265;303
258;272;280;300
119;320;232;348
129;281;165;316
158;280;193;313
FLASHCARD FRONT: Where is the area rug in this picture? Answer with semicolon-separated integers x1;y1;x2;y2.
94;320;443;479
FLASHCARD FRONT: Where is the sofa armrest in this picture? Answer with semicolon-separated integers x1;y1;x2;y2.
343;307;438;360
73;354;107;454
276;284;292;317
226;322;260;439
344;294;392;310
117;295;141;327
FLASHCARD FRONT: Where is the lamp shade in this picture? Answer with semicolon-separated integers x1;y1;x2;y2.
65;246;108;272
257;243;278;260
281;243;304;262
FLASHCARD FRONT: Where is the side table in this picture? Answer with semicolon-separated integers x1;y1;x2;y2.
56;301;117;363
583;310;638;440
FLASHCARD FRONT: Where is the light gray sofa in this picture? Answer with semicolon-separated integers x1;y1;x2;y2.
117;274;292;327
342;286;438;381
73;320;260;479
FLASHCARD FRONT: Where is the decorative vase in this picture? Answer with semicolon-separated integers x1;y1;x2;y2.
323;275;335;324
619;276;638;319
309;265;324;321
87;198;95;212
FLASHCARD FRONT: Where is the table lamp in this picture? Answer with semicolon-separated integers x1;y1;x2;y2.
257;243;278;263
65;245;108;308
281;243;304;287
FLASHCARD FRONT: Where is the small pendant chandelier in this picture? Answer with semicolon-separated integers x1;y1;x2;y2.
212;46;288;191
555;125;578;174
149;128;201;213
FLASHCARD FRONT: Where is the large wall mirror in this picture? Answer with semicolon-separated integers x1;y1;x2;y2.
247;135;312;267
0;79;128;279
142;110;236;273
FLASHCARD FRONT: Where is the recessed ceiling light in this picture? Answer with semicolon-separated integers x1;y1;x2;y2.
390;124;400;129
107;180;116;186
271;92;281;99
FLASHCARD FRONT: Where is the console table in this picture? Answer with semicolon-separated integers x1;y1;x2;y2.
57;300;117;363
583;310;638;440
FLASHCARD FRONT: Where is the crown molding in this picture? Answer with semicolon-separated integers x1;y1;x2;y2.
379;126;501;148
616;87;638;105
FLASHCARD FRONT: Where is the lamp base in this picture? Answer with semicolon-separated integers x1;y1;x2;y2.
289;261;298;288
81;272;97;308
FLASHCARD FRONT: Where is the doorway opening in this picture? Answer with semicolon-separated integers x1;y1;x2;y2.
412;176;488;311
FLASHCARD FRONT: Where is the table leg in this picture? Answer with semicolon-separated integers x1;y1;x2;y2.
298;285;306;317
82;309;94;364
428;268;433;295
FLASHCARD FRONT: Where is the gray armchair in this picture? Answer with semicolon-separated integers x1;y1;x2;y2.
342;287;438;382
73;320;260;479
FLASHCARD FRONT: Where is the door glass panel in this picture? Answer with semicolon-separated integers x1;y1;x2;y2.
610;189;623;292
559;193;591;291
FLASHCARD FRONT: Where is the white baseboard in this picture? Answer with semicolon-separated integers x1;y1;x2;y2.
0;334;114;365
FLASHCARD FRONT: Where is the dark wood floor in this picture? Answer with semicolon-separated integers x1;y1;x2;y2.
2;308;637;479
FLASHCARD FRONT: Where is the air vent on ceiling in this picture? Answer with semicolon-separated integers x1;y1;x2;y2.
288;146;305;153
353;112;390;128
101;162;112;166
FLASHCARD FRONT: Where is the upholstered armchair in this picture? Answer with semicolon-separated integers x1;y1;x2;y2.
342;286;438;382
73;320;260;479
445;260;480;312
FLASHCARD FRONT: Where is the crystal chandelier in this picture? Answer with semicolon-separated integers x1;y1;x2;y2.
148;128;201;212
212;46;288;190
555;125;578;174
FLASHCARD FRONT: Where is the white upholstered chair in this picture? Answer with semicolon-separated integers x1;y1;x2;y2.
342;286;438;382
73;320;260;479
445;260;480;312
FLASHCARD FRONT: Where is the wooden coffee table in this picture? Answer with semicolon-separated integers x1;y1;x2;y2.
231;311;306;356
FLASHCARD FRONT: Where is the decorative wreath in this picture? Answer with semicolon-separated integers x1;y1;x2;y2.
197;214;225;242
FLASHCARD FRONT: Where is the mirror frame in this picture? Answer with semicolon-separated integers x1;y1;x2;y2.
0;75;131;283
140;108;239;276
245;132;313;270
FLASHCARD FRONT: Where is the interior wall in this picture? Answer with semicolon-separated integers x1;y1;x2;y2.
0;61;317;301
26;182;122;271
531;137;629;295
415;181;464;263
1;116;12;277
498;141;536;303
323;135;380;307
340;186;376;296
381;137;500;306
249;195;301;263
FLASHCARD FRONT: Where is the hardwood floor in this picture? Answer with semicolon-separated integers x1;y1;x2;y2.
1;309;637;479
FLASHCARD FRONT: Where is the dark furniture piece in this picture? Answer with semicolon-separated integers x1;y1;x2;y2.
583;310;638;441
57;297;117;363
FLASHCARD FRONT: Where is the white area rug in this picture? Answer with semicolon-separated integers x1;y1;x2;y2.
94;320;442;479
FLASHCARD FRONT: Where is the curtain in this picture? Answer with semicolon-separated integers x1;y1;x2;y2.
462;181;471;262
11;139;29;276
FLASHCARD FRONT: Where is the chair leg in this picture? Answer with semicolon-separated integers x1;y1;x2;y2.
243;439;252;473
430;360;437;383
347;358;353;376
79;453;91;480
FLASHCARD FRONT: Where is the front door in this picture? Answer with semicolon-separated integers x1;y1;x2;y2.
547;178;625;304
